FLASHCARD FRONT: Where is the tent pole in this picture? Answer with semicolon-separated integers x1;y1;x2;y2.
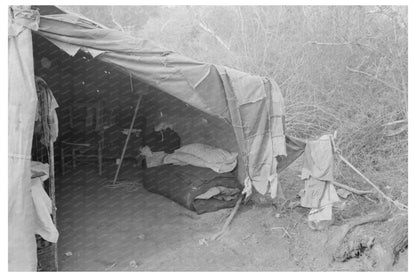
112;94;143;185
48;135;58;271
44;87;58;271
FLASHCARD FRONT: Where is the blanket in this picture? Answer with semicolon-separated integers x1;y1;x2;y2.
143;164;242;214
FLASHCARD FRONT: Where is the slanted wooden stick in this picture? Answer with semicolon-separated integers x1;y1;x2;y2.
337;154;407;210
112;94;143;185
48;136;58;271
211;195;243;241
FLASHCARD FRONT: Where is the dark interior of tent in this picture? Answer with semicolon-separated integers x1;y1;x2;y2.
31;32;247;270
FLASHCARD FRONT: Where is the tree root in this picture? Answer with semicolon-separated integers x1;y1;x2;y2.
370;215;408;270
328;208;391;258
333;181;374;195
328;208;408;270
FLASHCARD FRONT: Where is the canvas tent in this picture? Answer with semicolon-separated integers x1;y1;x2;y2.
8;5;288;271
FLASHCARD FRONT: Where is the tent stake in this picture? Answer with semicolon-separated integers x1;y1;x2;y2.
112;94;143;185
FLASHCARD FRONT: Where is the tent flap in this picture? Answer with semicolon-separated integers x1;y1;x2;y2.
9;5;39;271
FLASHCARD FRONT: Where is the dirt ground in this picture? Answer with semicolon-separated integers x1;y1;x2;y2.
54;159;407;271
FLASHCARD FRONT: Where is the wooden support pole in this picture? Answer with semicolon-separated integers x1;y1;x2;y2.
211;195;243;241
112;94;143;186
337;153;407;210
48;136;58;271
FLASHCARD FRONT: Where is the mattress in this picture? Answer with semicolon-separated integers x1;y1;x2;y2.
143;164;242;214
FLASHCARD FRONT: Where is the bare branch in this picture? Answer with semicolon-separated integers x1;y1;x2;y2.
346;66;404;93
237;6;249;60
198;20;230;51
384;124;407;137
306;40;352;46
337;153;408;210
110;6;125;32
333;181;374;195
382;119;407;127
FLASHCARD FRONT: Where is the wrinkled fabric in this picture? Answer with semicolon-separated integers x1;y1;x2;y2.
32;178;58;242
300;135;339;226
34;77;59;145
8;6;39;37
300;178;339;208
195;186;240;200
164;143;238;173
35;12;286;197
31;162;59;243
140;146;167;168
301;134;334;181
8;5;38;271
276;136;306;173
218;68;286;197
31;161;49;178
143;165;241;214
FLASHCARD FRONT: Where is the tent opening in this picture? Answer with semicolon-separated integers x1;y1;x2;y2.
31;31;247;270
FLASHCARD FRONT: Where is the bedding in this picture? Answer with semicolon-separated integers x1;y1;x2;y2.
143;164;242;214
163;143;238;173
140;146;167;168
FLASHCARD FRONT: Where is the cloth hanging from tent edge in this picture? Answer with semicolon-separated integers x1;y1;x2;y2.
8;5;39;271
34;76;59;146
221;67;286;198
31;161;59;243
301;134;335;181
299;135;340;227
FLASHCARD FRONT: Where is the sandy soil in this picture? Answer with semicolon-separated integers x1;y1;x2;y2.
54;160;407;271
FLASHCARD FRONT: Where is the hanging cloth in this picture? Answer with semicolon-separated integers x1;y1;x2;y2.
299;135;340;229
30;161;59;243
34;76;59;146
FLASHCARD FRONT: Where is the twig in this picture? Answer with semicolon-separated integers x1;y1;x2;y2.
382;119;407;127
337;153;408;210
346;66;404;93
110;6;125;32
364;194;378;204
198;21;230;51
105;262;117;271
271;226;292;239
333;181;374;195
307;40;352;46
384;124;407;137
211;195;243;240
